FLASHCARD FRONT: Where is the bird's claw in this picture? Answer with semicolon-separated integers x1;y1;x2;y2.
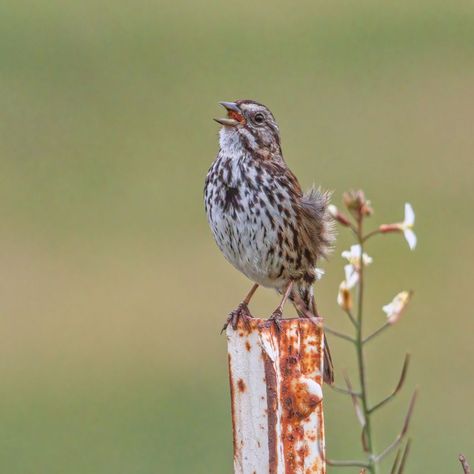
221;303;252;334
267;308;283;332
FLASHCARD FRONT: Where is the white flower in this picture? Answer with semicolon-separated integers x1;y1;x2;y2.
342;244;373;267
337;245;372;312
382;291;412;324
341;245;373;288
401;203;416;250
344;264;359;289
380;203;417;250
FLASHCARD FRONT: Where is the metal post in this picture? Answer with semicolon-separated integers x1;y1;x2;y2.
227;317;326;474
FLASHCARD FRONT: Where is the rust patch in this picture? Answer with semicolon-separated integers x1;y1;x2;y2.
299;320;323;379
279;326;304;472
237;378;246;393
245;341;251;352
227;353;239;462
309;457;324;473
276;319;325;473
263;347;279;474
290;378;322;419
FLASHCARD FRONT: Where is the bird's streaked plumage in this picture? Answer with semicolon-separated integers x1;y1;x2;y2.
204;99;335;383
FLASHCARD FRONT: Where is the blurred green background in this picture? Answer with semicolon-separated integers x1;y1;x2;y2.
0;0;473;472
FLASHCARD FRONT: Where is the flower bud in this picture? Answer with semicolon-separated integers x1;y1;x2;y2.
337;281;353;311
328;204;352;227
379;223;402;233
343;190;373;219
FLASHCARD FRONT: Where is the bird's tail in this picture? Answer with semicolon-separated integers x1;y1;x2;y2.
291;283;335;385
300;187;336;261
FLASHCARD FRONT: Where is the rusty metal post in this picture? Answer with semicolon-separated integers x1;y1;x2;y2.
227;317;326;474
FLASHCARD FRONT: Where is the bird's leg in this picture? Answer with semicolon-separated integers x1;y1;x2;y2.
267;281;294;331
221;283;259;333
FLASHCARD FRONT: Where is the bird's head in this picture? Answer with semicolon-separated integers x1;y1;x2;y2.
214;100;281;158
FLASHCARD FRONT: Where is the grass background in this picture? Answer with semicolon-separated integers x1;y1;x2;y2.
0;0;473;472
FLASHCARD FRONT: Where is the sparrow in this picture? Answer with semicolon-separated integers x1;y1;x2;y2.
204;100;335;383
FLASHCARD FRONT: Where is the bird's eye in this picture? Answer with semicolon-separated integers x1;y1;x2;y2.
254;112;265;124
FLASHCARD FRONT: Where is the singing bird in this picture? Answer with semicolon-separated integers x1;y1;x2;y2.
204;100;335;383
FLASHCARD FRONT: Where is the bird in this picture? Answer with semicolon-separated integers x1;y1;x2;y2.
204;100;335;384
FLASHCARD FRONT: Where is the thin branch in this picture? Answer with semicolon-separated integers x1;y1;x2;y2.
390;448;402;474
328;383;362;397
363;321;390;344
325;326;356;344
460;454;472;474
327;459;370;468
397;439;411;474
362;229;382;242
344;309;358;328
343;370;366;427
349;225;379;473
374;390;417;463
350;225;360;239
369;354;410;413
361;425;370;453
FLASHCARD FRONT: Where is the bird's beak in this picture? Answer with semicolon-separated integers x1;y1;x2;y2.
214;101;245;126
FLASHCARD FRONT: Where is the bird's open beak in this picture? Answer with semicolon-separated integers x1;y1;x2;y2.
214;101;245;126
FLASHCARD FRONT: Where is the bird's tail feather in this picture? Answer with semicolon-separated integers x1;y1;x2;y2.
300;187;336;260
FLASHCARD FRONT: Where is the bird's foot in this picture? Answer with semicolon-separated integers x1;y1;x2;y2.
221;303;252;333
266;308;283;332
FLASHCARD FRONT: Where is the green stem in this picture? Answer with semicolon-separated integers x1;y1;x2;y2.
356;227;377;474
362;228;381;243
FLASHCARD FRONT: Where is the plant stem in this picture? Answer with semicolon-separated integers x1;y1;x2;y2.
356;226;377;474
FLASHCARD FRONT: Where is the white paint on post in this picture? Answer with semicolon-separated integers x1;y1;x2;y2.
227;325;270;473
227;318;326;474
